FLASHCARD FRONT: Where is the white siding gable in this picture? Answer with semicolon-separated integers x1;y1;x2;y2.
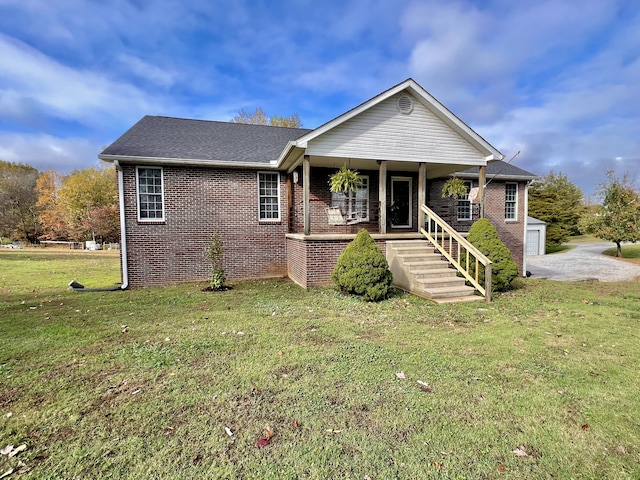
306;93;486;166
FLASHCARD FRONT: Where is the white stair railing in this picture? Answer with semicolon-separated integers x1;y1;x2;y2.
420;205;492;302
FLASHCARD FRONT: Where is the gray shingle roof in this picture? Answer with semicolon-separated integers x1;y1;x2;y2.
455;160;538;179
101;116;312;164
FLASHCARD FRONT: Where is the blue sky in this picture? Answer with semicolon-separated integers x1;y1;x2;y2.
0;0;638;197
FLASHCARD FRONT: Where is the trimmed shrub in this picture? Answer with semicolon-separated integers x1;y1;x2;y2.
331;229;393;301
465;218;519;292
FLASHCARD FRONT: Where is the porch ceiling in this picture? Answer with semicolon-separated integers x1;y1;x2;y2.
305;155;481;178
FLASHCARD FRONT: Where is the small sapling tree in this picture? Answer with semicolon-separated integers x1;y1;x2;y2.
205;233;226;290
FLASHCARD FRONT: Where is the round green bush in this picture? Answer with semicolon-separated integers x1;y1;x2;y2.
331;229;393;301
465;218;519;292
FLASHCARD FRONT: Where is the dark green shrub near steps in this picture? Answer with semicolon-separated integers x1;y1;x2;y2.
465;218;519;292
331;229;393;301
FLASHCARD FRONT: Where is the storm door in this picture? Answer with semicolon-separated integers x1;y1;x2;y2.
390;177;412;228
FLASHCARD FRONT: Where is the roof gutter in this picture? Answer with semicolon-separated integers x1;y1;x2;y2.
114;160;129;290
100;154;281;170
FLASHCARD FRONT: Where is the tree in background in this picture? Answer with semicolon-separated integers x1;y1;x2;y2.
37;165;119;243
0;160;41;243
58;166;119;242
579;171;640;257
36;170;68;241
528;171;583;248
231;107;302;128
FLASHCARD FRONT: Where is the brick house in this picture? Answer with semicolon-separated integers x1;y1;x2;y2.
100;78;537;301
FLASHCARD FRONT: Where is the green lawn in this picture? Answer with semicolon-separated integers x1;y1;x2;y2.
603;244;640;264
1;250;639;479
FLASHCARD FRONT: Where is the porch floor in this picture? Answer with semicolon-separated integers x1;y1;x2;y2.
285;232;425;241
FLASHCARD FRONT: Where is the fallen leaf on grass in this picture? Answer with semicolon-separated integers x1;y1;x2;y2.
433;461;442;472
0;468;14;479
498;464;507;472
8;444;26;458
417;380;433;392
581;424;589;430
513;446;528;457
255;437;271;448
395;371;406;380
293;420;301;429
255;425;273;447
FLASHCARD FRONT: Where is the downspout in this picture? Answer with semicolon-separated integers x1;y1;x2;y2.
522;179;534;277
114;161;129;289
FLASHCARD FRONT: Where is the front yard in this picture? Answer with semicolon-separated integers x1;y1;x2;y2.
1;250;639;478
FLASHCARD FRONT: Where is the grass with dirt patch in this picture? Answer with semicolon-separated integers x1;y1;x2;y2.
1;250;639;479
603;244;640;264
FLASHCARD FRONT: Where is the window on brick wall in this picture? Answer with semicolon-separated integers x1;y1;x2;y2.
136;167;164;221
457;180;473;221
505;182;518;220
331;176;369;221
258;172;280;221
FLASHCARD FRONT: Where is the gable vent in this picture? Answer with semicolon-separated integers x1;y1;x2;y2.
397;95;414;114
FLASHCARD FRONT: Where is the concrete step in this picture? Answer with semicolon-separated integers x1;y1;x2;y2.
386;238;486;303
416;276;464;287
412;268;458;279
404;260;449;270
424;284;477;299
397;253;441;263
431;295;485;304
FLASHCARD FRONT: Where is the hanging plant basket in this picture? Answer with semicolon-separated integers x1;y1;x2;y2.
441;177;468;199
329;164;363;194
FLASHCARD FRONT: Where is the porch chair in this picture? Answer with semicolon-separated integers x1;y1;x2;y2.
326;206;363;225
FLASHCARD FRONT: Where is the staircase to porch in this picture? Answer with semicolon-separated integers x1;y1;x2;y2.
386;240;483;303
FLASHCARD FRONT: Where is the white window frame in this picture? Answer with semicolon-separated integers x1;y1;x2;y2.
505;182;518;220
258;171;281;222
331;175;369;221
136;166;165;222
457;180;473;221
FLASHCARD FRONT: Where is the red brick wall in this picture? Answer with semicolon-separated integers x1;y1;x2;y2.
290;166;423;234
483;182;526;275
286;236;387;288
121;165;288;287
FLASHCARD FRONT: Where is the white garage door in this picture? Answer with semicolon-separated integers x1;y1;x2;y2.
526;230;540;256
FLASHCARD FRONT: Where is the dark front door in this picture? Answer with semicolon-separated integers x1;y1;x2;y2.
390;177;412;228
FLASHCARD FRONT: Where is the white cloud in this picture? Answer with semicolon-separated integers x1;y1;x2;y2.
0;34;160;126
0;132;102;173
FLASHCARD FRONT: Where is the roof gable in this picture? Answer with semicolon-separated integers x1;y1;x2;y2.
303;91;489;166
288;78;503;162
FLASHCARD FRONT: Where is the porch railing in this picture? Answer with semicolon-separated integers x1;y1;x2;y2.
420;204;492;302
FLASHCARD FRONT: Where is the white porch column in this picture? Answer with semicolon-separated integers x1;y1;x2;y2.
478;165;486;218
378;160;387;234
418;162;426;230
303;155;311;235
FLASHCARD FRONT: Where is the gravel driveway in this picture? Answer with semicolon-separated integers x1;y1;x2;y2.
526;242;640;281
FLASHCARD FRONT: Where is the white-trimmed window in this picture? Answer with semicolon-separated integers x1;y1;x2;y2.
136;167;164;221
331;175;369;221
457;180;473;221
505;182;518;220
258;172;280;221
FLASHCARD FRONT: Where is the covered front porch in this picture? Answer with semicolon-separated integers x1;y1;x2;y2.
286;156;488;237
284;157;492;302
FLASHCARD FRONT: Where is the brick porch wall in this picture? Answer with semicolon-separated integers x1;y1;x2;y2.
287;236;388;288
121;164;288;287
